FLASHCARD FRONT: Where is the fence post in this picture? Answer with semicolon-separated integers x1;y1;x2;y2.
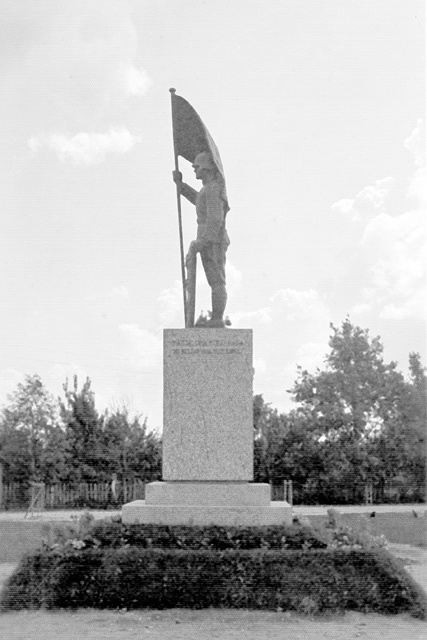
364;481;373;505
0;462;3;510
24;482;45;518
284;479;293;506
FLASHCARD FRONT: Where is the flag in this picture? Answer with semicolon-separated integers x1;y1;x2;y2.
171;90;229;212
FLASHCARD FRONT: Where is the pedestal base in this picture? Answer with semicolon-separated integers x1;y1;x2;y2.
122;481;292;526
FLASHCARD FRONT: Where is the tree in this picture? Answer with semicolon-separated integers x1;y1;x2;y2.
0;374;66;483
60;381;162;484
101;404;162;482
291;319;406;438
289;319;424;501
407;352;427;444
253;395;321;494
253;394;287;484
60;376;105;482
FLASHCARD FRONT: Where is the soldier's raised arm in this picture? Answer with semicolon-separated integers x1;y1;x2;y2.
172;170;197;205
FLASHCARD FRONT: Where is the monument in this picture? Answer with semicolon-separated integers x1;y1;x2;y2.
122;90;291;525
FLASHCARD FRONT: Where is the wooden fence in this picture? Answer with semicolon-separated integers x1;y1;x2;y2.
1;478;425;511
271;479;426;505
1;479;146;511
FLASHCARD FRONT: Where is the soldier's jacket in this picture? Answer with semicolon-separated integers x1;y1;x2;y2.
181;180;230;247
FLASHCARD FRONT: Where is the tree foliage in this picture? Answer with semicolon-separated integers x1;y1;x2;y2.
0;375;161;486
0;374;66;483
290;320;426;500
101;405;161;482
254;319;425;503
60;376;105;482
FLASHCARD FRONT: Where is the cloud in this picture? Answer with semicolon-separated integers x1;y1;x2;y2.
157;280;185;328
333;121;426;321
332;177;394;221
407;167;426;208
11;0;152;116
232;288;332;412
331;198;354;217
404;119;425;168
295;341;329;371
359;169;425;320
119;324;162;371
28;128;139;165
269;289;329;323
123;66;153;96
279;340;329;397
349;302;371;315
253;358;267;376
232;307;272;325
110;285;129;301
232;289;330;329
0;369;24;406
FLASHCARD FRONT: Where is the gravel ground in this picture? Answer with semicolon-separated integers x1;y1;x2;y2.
0;608;426;640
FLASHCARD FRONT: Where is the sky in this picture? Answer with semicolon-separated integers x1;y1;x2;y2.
0;0;425;432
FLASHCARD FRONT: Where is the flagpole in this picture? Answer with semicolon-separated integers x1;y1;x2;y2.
169;88;188;327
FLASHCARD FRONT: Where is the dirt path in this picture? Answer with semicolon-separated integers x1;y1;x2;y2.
0;608;426;640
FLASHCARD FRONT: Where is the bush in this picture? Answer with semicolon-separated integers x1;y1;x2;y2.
1;546;426;617
2;513;425;618
322;508;388;551
80;519;328;551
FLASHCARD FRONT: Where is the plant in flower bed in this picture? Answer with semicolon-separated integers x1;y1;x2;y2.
322;508;389;551
1;512;426;618
78;517;329;551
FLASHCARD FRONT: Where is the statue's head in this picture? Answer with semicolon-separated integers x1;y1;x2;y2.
192;151;216;180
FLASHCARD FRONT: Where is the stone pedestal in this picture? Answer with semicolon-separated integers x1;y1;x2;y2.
122;329;291;526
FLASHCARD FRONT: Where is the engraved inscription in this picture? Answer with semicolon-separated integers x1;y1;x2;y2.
169;337;245;356
170;338;245;346
173;347;239;354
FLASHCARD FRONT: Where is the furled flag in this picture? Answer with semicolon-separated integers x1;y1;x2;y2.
170;90;229;212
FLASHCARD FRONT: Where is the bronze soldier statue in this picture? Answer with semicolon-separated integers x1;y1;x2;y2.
173;150;230;328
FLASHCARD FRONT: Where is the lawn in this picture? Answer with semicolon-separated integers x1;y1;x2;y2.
0;521;46;563
308;511;427;547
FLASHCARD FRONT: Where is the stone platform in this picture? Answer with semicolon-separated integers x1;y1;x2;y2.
122;329;292;526
122;480;292;525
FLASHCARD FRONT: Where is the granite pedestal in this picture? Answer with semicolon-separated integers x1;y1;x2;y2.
122;329;292;525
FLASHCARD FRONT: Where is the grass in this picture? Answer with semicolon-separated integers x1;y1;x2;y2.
308;511;427;547
0;521;46;563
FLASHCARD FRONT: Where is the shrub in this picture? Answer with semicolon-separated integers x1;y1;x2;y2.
40;516;328;552
2;513;425;618
1;546;426;617
41;512;95;550
322;508;388;551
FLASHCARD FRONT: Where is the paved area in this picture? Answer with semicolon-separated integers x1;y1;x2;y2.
0;502;425;521
294;504;427;516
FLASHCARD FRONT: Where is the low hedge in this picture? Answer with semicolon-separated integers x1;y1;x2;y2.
83;520;328;550
1;546;426;617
